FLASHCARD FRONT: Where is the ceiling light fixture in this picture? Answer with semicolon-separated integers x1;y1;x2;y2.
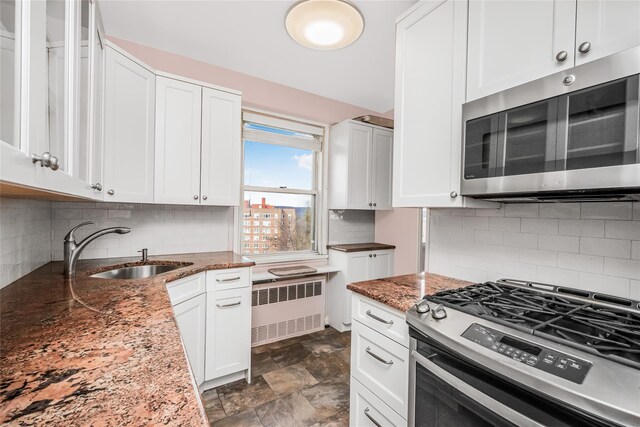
285;0;364;50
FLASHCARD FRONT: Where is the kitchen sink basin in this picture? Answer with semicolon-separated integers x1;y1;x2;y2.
90;264;187;280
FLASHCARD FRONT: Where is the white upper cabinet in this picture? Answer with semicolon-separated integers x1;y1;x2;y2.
154;77;202;204
467;0;576;102
371;129;393;210
394;0;494;208
201;88;241;206
467;0;640;101
575;0;640;66
104;46;155;203
329;120;393;210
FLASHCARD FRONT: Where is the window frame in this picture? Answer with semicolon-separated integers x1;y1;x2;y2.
239;109;328;261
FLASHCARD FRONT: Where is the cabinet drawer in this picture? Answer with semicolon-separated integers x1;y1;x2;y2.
352;294;409;347
351;320;409;418
166;272;206;306
350;377;407;427
206;268;250;291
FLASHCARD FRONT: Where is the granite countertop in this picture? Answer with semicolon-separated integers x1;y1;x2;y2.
347;273;473;312
0;251;254;425
326;242;396;252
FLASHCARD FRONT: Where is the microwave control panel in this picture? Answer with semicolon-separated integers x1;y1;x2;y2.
462;323;592;384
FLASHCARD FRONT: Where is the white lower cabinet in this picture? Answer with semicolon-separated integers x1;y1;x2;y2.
173;293;207;385
350;293;409;426
203;268;251;389
166;273;207;385
327;249;395;332
166;268;251;390
351;377;407;427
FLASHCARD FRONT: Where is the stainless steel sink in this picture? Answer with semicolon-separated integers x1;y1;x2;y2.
90;264;185;280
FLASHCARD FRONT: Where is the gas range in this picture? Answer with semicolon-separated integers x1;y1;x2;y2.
406;279;640;427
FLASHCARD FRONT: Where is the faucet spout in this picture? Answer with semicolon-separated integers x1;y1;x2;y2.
63;223;131;277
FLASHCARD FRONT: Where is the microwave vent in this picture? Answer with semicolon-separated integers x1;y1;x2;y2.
353;115;394;129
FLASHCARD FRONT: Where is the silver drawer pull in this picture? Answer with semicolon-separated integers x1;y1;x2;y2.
364;407;382;427
216;276;241;282
366;310;393;325
216;301;241;308
365;346;393;365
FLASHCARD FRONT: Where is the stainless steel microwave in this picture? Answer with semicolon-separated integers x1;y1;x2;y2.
461;46;640;202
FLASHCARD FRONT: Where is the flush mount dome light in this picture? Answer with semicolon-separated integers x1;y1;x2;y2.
285;0;364;50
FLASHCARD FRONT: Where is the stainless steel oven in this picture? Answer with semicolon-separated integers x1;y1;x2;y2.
461;46;640;202
408;330;621;427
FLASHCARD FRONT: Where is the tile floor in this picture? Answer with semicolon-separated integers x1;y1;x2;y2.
202;327;351;427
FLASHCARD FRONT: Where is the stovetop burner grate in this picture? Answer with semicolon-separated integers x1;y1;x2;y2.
427;280;640;369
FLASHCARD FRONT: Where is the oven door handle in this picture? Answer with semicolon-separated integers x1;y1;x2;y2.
412;350;545;427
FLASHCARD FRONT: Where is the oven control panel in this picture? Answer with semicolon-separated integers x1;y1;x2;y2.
462;323;592;384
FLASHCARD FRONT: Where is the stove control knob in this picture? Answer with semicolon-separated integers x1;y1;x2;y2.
432;304;447;320
415;299;430;314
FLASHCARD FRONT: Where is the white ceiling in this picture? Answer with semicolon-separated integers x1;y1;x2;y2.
98;0;417;113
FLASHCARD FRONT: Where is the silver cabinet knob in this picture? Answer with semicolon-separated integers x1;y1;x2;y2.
32;152;60;170
578;41;591;53
373;254;377;258
193;195;199;200
368;202;373;207
450;191;458;198
107;189;115;195
369;254;373;258
91;183;102;191
202;195;208;200
563;74;576;86
555;50;568;62
373;203;377;207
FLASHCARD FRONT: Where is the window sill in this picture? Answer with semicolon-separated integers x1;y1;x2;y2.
246;252;329;265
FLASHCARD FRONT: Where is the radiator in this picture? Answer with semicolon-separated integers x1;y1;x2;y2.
251;276;326;347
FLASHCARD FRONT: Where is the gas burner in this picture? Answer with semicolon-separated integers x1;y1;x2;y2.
428;279;640;369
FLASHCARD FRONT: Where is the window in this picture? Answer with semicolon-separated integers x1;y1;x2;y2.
253;228;260;233
243;220;250;226
242;113;323;256
243;228;250;234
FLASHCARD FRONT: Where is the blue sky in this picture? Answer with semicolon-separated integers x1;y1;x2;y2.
244;141;314;207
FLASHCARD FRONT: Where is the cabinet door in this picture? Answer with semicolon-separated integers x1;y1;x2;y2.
104;47;155;202
154;77;202;204
201;88;241;206
370;250;394;280
394;1;468;207
467;0;576;101
173;293;206;385
575;0;640;66
346;252;371;322
347;123;373;209
371;128;393;210
205;287;250;381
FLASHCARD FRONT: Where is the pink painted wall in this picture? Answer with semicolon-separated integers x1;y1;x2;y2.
375;208;421;275
108;36;393;125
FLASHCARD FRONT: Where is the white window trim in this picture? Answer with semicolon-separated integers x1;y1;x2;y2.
237;108;329;262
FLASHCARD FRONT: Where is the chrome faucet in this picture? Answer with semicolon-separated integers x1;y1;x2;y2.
63;221;131;276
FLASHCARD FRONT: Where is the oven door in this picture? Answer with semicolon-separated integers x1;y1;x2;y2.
409;334;618;427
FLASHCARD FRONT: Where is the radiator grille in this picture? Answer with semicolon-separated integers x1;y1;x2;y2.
251;277;325;347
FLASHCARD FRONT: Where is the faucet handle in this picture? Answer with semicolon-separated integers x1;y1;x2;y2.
64;221;94;242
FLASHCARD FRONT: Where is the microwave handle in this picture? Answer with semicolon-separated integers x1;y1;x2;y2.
491;114;502;177
411;349;545;427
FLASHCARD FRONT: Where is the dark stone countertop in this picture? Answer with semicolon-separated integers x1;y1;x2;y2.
347;273;473;312
0;251;254;425
326;243;396;253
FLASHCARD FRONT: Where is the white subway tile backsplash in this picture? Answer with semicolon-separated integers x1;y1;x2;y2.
503;232;538;249
558;219;605;237
521;218;558;235
327;209;375;245
489;217;520;232
427;202;639;298
604;220;640;241
581;202;633;220
558;252;604;274
603;258;640;280
538;235;579;253
504;204;539;218
539;203;580;219
580;237;630;259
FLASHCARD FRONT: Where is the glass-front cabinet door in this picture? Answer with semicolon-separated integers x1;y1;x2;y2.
558;75;640;171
